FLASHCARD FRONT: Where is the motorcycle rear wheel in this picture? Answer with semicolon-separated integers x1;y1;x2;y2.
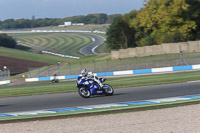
78;87;91;98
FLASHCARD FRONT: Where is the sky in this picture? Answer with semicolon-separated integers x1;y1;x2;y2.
0;0;144;21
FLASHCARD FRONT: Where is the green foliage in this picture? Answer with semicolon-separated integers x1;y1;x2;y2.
185;0;200;39
137;0;196;43
0;34;17;48
106;14;122;24
106;15;136;50
107;0;200;50
0;14;120;29
106;16;126;50
138;35;155;46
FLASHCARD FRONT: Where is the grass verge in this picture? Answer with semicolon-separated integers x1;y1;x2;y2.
0;47;73;64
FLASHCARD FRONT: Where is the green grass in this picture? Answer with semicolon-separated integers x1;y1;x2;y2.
0;46;73;64
36;24;109;32
8;33;93;57
1;71;200;98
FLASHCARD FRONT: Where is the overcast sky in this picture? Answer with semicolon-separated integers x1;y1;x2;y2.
0;0;144;21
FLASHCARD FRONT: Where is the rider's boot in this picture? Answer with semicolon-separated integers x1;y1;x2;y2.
98;82;103;89
94;77;103;89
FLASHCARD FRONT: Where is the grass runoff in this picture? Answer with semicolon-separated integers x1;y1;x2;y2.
8;32;92;57
0;46;73;64
0;70;200;98
36;24;109;32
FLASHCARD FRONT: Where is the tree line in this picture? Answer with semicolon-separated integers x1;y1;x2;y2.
0;13;121;29
106;0;200;50
0;34;16;48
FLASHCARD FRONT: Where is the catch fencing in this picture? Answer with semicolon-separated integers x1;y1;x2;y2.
0;68;10;81
28;52;200;78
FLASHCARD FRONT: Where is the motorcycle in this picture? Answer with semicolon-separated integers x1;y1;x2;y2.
76;77;114;98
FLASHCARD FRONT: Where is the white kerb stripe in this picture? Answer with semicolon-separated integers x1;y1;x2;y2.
25;78;39;82
192;64;200;69
149;97;190;103
0;80;10;85
152;67;173;73
113;70;133;75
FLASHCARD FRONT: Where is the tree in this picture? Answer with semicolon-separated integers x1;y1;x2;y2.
106;15;136;50
0;13;119;29
106;14;122;24
185;0;200;39
135;0;197;44
0;34;17;48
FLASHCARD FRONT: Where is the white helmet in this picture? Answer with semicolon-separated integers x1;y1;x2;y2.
81;69;88;77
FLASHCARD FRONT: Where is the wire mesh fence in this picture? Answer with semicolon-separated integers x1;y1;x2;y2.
0;68;10;81
28;52;200;78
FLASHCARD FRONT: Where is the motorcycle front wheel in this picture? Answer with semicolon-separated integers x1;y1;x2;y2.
103;84;114;96
78;87;91;98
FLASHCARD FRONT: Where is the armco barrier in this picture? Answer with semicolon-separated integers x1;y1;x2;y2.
25;64;200;82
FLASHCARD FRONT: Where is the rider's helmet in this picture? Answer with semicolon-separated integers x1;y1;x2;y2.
81;69;88;77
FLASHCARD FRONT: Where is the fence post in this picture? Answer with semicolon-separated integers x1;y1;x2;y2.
68;62;71;75
193;52;198;64
28;68;31;78
165;54;169;66
179;51;183;66
145;57;149;68
80;61;83;69
106;59;110;72
57;62;60;76
93;60;96;72
1;66;10;80
8;69;10;80
119;58;122;70
134;57;138;69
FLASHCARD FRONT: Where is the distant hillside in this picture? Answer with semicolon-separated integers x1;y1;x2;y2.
0;14;121;30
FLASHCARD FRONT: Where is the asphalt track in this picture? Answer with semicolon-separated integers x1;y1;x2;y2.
79;33;105;55
0;81;200;113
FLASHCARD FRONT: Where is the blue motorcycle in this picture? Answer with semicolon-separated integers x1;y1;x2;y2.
76;76;114;98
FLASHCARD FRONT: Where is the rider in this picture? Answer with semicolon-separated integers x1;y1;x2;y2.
79;69;103;88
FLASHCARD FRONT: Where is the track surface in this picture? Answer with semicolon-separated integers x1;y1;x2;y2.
0;81;200;113
79;33;105;55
